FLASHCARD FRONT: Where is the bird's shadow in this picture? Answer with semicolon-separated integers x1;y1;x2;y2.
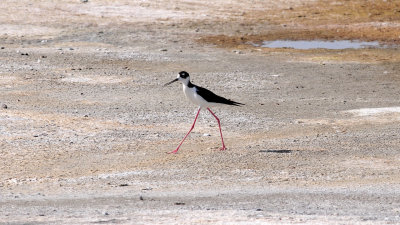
259;149;294;154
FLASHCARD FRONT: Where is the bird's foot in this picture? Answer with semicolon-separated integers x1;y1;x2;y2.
167;149;179;154
220;146;226;151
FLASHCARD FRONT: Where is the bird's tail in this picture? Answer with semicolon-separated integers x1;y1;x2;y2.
228;100;245;106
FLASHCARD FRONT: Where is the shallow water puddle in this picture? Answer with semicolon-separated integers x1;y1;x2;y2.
256;40;381;49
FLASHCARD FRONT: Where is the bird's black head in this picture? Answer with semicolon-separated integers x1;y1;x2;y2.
179;71;189;79
163;71;191;86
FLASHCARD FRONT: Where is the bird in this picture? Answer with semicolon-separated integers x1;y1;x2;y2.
164;71;244;154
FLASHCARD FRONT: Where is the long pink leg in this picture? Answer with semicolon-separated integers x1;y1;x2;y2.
168;108;201;154
207;108;226;150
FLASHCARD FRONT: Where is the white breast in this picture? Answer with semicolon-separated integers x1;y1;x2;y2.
183;85;215;108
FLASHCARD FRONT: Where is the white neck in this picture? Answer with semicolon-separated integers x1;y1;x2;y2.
181;78;190;86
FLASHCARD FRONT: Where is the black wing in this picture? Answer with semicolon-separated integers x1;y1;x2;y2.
195;85;244;106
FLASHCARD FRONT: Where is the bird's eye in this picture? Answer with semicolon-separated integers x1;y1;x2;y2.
179;71;189;78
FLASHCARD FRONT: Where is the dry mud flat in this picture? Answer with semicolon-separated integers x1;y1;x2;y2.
1;0;400;224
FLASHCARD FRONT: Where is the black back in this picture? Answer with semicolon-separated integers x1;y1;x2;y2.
194;84;244;106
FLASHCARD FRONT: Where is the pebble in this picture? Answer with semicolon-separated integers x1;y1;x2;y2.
1;104;7;109
203;133;211;136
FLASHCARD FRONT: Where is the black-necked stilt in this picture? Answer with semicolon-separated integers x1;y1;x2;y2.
164;71;244;153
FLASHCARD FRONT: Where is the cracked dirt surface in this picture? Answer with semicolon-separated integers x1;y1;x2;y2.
1;0;400;224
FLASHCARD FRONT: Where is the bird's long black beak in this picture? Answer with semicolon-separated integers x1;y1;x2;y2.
163;78;178;86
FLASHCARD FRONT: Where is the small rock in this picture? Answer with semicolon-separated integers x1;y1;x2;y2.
81;0;88;2
203;133;211;136
119;183;129;187
174;202;185;205
104;212;109;216
159;49;168;52
0;47;4;49
139;196;144;201
1;104;7;109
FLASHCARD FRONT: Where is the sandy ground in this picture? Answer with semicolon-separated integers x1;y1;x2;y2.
1;0;400;224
